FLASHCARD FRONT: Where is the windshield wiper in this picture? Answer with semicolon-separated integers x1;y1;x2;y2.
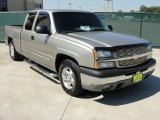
61;28;107;34
90;28;107;31
61;30;87;34
61;31;76;34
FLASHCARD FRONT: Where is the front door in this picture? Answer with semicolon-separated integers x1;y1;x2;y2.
29;12;53;68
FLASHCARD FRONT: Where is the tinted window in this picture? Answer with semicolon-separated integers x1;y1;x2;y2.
25;13;36;30
0;0;7;11
35;13;50;31
53;12;107;34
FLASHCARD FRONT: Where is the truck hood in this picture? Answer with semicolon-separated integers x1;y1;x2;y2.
64;31;150;48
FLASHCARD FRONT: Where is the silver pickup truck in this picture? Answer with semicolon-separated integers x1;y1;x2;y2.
5;10;156;96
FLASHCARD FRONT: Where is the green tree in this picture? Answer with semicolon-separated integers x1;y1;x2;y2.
130;10;135;13
140;5;160;13
140;5;148;13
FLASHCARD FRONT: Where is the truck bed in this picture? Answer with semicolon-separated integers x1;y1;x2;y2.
4;25;23;51
5;25;23;29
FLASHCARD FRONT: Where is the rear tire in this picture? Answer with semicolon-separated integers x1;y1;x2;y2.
59;59;84;96
9;41;24;61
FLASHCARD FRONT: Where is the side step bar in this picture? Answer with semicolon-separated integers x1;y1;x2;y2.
25;58;60;83
31;65;60;84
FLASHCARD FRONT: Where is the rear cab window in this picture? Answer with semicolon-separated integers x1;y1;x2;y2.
25;12;37;30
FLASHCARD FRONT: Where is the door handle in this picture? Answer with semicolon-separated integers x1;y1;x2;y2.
31;36;34;40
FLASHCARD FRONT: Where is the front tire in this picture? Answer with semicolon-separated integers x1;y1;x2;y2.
9;41;24;61
59;59;84;96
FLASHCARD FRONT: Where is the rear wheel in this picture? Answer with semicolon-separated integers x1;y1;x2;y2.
9;41;24;61
59;59;84;96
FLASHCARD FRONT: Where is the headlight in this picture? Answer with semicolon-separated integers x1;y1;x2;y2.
94;50;113;59
146;45;152;52
93;50;115;69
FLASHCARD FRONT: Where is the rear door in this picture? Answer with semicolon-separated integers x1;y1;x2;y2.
28;12;53;68
21;12;37;57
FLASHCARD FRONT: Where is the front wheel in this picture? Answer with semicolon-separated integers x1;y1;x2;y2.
59;59;84;96
9;41;24;61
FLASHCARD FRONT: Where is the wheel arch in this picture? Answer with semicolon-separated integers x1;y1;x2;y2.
55;53;79;73
8;36;13;45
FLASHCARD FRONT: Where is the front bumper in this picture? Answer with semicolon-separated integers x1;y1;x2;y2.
80;59;156;91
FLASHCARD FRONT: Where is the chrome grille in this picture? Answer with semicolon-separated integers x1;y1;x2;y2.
118;56;147;67
116;46;147;58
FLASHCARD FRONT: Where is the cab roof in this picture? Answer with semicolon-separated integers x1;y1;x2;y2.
29;9;92;13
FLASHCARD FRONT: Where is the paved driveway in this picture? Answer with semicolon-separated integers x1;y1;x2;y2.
0;43;160;120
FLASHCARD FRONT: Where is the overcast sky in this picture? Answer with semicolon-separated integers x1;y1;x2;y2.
43;0;160;12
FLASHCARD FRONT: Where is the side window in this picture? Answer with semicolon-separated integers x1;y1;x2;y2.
34;13;50;31
25;13;36;30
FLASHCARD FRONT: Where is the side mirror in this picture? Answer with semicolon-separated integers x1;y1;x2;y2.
35;26;51;35
108;25;113;31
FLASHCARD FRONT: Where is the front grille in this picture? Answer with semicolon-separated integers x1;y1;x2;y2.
118;56;147;67
116;46;147;58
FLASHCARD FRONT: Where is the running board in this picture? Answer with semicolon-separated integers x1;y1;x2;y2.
31;65;60;84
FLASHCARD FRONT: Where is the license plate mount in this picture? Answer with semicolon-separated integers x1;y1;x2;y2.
133;73;143;83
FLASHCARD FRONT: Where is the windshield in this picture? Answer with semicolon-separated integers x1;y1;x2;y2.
53;12;108;34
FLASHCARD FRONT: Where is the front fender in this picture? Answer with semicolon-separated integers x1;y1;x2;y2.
56;43;94;68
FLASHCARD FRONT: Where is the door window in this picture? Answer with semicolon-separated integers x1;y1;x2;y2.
35;12;50;31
